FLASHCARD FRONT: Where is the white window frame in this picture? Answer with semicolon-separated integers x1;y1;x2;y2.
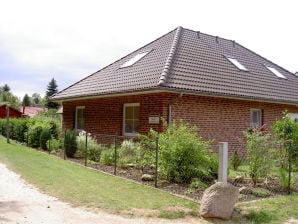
250;109;262;128
265;66;287;79
226;57;248;71
120;51;150;68
123;103;140;136
75;106;85;131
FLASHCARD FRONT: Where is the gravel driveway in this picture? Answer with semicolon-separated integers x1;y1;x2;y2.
0;163;202;224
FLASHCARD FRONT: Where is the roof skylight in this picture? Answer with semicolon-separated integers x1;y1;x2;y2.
266;66;287;79
121;51;150;68
226;57;248;71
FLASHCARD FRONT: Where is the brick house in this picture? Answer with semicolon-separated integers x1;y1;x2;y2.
52;26;298;155
0;105;23;118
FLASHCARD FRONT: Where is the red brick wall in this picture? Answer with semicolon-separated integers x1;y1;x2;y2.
62;92;298;156
63;93;171;137
170;94;298;156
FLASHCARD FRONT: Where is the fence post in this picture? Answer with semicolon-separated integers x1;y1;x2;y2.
155;136;159;188
84;133;88;166
218;142;228;183
114;136;117;175
6;105;10;143
288;144;292;195
63;130;66;160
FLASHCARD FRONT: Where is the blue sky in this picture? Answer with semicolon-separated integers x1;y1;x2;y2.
0;0;297;99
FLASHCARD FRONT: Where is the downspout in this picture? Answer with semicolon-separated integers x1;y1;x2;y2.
168;92;184;125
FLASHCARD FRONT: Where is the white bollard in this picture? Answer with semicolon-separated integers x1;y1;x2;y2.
218;142;228;183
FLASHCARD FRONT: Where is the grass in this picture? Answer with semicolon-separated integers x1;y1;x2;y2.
232;194;298;224
0;138;198;216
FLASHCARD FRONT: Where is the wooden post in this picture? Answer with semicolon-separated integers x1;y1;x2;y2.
6;105;10;143
218;142;228;183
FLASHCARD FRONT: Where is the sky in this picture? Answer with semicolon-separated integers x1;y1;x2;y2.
0;0;297;99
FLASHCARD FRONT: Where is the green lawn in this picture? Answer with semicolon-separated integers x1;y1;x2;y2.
0;138;198;217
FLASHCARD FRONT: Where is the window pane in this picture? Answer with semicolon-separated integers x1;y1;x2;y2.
77;108;85;130
124;104;140;135
250;109;261;128
125;107;134;119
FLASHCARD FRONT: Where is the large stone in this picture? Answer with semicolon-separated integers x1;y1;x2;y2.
141;174;154;181
200;182;239;220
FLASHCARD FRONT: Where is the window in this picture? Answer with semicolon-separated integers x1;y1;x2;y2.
120;51;150;68
250;109;262;128
76;106;85;131
266;66;287;79
289;113;298;122
226;57;248;71
123;103;140;136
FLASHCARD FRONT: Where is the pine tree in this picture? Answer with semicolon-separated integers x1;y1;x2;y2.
22;94;31;106
45;78;59;109
3;84;10;92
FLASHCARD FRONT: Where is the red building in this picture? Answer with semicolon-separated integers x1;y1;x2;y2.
0;105;23;118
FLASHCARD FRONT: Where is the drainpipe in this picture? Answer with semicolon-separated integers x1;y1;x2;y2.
168;92;184;125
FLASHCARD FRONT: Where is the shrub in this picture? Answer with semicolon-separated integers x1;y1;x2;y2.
247;210;275;224
245;126;274;186
40;128;52;150
64;130;77;157
118;139;139;165
76;131;103;162
100;148;116;165
230;150;242;171
0;118;28;143
28;125;43;148
47;138;62;153
140;120;213;184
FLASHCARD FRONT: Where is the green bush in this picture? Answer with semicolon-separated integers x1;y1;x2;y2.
247;210;275;224
28;125;43;148
245;127;274;186
118;139;139;165
40;128;52;150
47;138;62;153
0;118;28;143
76;131;104;162
64;130;77;157
140;120;213;184
230;150;242;171
101;148;116;165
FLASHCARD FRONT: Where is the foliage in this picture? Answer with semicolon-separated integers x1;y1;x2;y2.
28;125;43;148
0;84;21;110
45;78;59;109
189;179;208;189
40;128;52;150
31;93;41;105
139;120;213;184
76;131;104;162
251;187;271;198
245;126;274;186
47;138;62;153
0;118;28;142
64;129;77;157
118;139;139;165
230;150;242;171
22;94;31;106
101;148;116;165
279;167;295;189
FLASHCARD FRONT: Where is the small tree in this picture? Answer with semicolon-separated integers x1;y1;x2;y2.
31;93;41;105
245;126;274;186
22;94;31;106
273;111;298;193
45;78;59;109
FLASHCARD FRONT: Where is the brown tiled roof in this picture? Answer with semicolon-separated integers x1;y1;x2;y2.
52;27;298;105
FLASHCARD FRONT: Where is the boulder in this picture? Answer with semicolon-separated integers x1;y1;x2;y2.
141;174;154;181
200;182;239;220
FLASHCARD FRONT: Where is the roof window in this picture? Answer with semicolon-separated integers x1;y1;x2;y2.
266;66;286;79
121;51;150;68
226;57;248;71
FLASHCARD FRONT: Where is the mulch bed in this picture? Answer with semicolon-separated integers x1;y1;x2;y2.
61;154;297;203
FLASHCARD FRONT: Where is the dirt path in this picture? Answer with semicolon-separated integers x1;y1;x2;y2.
0;163;204;224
